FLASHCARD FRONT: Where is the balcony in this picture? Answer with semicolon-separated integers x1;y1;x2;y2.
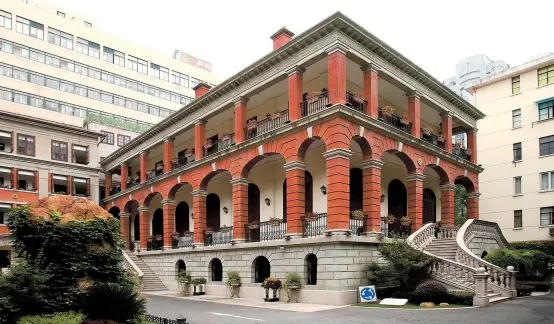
204;134;235;157
171;154;195;171
349;214;366;236
378;107;412;134
171;232;194;249
245;219;287;242
146;167;165;181
302;213;328;237
245;110;290;140
345;91;367;113
421;130;446;150
204;227;233;246
453;146;472;161
301;92;331;117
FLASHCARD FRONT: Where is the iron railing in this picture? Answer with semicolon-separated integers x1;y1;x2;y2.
301;92;330;117
204;227;233;246
380;216;388;237
172;232;194;249
147;236;163;251
453;146;471;161
378;107;412;134
345;91;367;113
146;168;165;181
126;181;140;190
349;215;366;236
245;219;287;242
421;131;446;150
245;109;290;140
381;218;412;238
204;133;235;157
172;154;195;170
302;213;327;237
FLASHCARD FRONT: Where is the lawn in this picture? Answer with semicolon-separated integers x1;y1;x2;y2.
355;302;470;309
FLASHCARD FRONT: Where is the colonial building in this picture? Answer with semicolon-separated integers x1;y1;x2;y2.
103;13;485;304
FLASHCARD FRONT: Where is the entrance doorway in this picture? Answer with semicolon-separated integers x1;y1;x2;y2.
248;183;261;241
423;188;437;224
387;179;407;235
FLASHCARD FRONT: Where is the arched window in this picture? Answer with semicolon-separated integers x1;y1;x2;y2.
305;254;318;285
206;193;220;229
152;208;164;236
253;256;270;283
133;214;140;241
175;202;190;233
175;260;186;279
108;207;120;219
423;188;437;224
282;180;287;222
305;171;313;213
349;168;363;211
209;258;223;282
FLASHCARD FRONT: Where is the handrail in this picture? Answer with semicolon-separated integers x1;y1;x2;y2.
122;250;143;278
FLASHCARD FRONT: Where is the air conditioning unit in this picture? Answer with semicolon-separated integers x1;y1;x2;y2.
549;228;554;236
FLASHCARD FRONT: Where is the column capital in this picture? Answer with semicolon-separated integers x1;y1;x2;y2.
286;66;306;77
191;189;208;197
467;127;478;134
360;62;381;73
233;96;249;105
407;90;422;99
194;119;206;126
322;148;353;160
359;159;384;170
137;207;150;212
140;150;149;156
440;184;457;191
283;160;307;171
325;43;348;56
161;199;176;206
229;178;249;187
467;192;481;199
119;212;131;218
405;173;425;182
440;111;453;119
120;162;128;167
164;136;175;143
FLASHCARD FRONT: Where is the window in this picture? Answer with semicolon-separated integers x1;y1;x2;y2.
117;134;130;147
511;76;520;94
171;71;189;87
128;56;147;74
103;47;124;67
538;65;554;87
540;171;554;191
57;11;65;18
514;176;522;195
540;207;554;226
538;100;554;121
76;38;100;59
101;131;114;145
514;210;522;228
84;21;92;27
0;10;11;29
47;28;73;50
17;134;34;156
512;109;521;128
539;135;554;156
51;140;68;161
513;142;522;161
15;17;43;39
150;63;169;81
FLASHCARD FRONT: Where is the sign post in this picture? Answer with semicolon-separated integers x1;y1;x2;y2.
358;285;377;303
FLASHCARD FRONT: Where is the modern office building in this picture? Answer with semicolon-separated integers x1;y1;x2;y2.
466;53;554;242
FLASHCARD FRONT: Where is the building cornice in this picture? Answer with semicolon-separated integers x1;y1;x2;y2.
0;151;102;173
0;111;102;138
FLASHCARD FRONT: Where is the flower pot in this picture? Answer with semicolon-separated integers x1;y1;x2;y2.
386;216;396;225
287;285;300;290
205;230;214;235
353;96;364;104
193;284;205;296
401;221;411;226
203;142;213;149
269;219;281;226
422;131;431;136
263;288;280;302
351;215;365;221
270;113;281;120
221;135;230;141
220;227;230;233
247;123;257;131
305;216;318;223
247;224;259;230
183;232;193;237
400;119;411;126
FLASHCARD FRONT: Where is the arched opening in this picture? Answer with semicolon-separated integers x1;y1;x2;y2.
282;180;287;222
305;254;318;285
387;179;407;235
206;193;220;229
253;256;270;283
175;260;186;278
152;208;164;237
133;214;140;242
209;258;223;282
247;183;261;241
423;188;437;224
455;176;475;223
349;168;363;211
108;207;120;220
175;202;190;233
305;171;313;213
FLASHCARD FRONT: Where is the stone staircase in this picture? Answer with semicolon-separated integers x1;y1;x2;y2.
127;253;168;292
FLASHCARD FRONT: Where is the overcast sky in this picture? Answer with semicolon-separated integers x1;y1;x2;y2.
53;0;549;81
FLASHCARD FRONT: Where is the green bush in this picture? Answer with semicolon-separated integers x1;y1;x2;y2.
79;283;146;323
512;240;554;257
17;312;84;324
226;271;241;287
484;248;553;279
191;277;207;285
446;291;474;306
410;280;448;304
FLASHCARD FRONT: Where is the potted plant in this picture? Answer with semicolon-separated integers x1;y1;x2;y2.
262;277;282;302
192;277;207;296
400;113;411;126
185;150;194;158
221;133;230;141
147;235;154;251
386;214;396;224
177;270;192;296
183;231;193;237
437;134;445;143
400;216;411;226
247;220;259;229
350;209;365;221
454;142;462;149
303;212;319;223
381;105;394;116
220;225;231;233
204;227;214;235
284;272;302;303
247;119;258;131
270;110;281;120
422;126;433;136
226;271;241;298
203;138;213;149
171;232;179;249
353;91;365;103
269;217;281;226
307;91;320;103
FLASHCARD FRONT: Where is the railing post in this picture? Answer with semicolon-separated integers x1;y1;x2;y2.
473;267;490;307
507;266;517;298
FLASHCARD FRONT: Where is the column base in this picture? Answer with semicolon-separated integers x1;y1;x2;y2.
473;296;489;308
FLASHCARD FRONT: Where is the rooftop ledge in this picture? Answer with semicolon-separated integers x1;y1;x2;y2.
102;104;483;204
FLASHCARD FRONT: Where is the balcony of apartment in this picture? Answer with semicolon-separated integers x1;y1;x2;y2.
0;167;37;193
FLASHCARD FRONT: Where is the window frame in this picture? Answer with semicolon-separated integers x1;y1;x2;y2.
512;109;521;128
76;37;100;59
513;142;522;161
47;27;73;50
540;171;554;191
514;176;522;195
0;10;12;30
127;55;148;74
538;100;554;121
512;76;520;95
540;206;554;226
17;133;35;156
56;11;65;18
513;210;522;229
103;47;125;67
539;135;554;157
538;65;554;87
117;134;131;147
15;16;43;40
101;131;114;145
150;63;169;81
51;139;68;162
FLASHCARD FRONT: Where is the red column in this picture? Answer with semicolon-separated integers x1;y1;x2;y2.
230;178;249;241
233;97;248;144
322;148;352;233
440;184;455;227
362;64;380;118
283;161;307;237
408;90;421;138
139;152;148;183
467;129;477;164
406;174;425;231
120;164;128;191
287;66;305;121
194;120;206;160
34;170;39;192
48;173;52;193
68;176;73;196
120;212;131;249
327;44;347;105
105;172;112;198
12;168;18;189
441;112;453;152
162;200;176;248
192;190;207;245
138;207;150;249
360;159;383;233
163;138;174;173
467;192;480;219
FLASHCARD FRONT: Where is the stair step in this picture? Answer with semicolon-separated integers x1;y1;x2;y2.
487;293;501;298
489;296;510;303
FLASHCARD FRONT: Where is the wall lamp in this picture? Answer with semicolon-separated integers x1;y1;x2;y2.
265;197;271;206
381;194;386;203
190;213;194;219
223;206;228;213
320;185;327;195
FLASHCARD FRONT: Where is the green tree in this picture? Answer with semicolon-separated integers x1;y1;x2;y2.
454;184;467;227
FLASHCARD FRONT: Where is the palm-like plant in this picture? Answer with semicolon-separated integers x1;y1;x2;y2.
79;283;146;323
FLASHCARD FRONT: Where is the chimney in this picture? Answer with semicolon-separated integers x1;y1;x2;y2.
270;27;294;50
193;82;212;99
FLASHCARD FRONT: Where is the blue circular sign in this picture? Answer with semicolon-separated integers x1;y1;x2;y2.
360;287;375;301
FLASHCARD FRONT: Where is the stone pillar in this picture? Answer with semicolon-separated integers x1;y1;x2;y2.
161;199;176;248
287;66;305;121
194;120;206;160
406;173;425;231
105;172;112;198
139;151;148;183
120;164;128;191
163;137;174;173
408;90;421;138
233;97;248;144
361;63;380;118
283;161;307;237
11;168;18;189
467;192;480;219
322;148;352;234
68;176;73;196
467;128;478;164
473;267;490;307
440;184;456;227
326;44;348;105
138;207;150;249
441;112;453;152
192;190;207;246
34;170;39;192
360;159;383;233
230;178;249;242
119;212;131;250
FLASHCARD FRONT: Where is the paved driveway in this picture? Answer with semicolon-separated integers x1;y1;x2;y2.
146;292;554;324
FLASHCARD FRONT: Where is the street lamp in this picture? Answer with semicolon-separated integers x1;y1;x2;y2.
380;194;386;203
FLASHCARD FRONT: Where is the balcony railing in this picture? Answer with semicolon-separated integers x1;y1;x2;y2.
147;236;163;251
345;91;367;113
245;110;290;140
301;92;330;117
452;146;471;161
146;168;165;181
382;218;412;238
172;232;194;249
421;131;446;150
204;134;235;157
349;215;366;236
302;213;327;237
245;219;287;242
378;107;412;134
204;227;233;246
171;154;195;171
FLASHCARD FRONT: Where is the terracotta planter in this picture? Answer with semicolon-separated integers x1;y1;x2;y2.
400;119;411;126
353;96;364;104
203;142;213;149
248;224;259;230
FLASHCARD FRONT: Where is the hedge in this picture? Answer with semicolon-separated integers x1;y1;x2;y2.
511;241;554;257
375;287;474;306
18;312;84;324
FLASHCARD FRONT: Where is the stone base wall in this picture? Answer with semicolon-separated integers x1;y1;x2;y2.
468;235;501;256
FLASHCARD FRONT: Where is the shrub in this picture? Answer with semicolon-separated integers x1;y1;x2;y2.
284;272;302;289
79;282;146;323
191;277;206;285
17;312;84;324
484;248;553;279
411;280;448;304
226;271;241;287
512;240;554;257
447;291;474;306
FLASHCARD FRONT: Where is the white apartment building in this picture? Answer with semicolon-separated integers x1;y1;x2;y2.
467;53;554;242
